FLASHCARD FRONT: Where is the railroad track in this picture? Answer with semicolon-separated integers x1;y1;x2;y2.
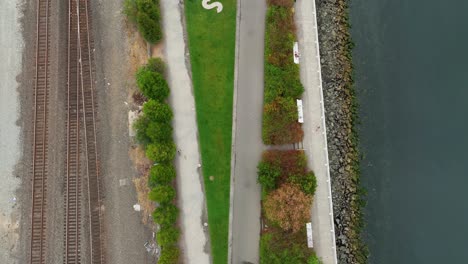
30;0;50;263
64;0;81;263
77;0;104;261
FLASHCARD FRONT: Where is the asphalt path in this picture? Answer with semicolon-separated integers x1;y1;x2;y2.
229;0;266;263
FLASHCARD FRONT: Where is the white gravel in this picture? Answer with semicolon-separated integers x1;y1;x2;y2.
0;0;23;263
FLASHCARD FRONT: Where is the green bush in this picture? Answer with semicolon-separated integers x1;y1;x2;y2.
148;164;176;187
158;245;180;264
149;185;176;204
262;97;303;145
146;57;166;75
260;233;315;264
257;161;281;191
146;121;173;142
264;63;303;103
133;114;151;145
289;171;317;196
157;225;180;246
146;142;176;163
142;100;173;123
136;68;169;101
153;204;179;226
124;0;163;44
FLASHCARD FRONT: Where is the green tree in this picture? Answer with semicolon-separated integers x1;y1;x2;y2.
136;68;169;101
257;161;281;191
289;171;317;196
153;204;179;226
157;225;180;246
148;164;176;187
158;245;180;264
146;142;176;163
133;114;151;145
146;121;173;142
149;185;176;204
142;100;173;123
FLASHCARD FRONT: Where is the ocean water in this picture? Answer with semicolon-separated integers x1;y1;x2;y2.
349;0;468;263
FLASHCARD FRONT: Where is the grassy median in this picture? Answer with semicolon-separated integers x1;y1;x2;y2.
184;1;237;263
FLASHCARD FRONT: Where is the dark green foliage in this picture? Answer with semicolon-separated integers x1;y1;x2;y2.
136;68;169;101
146;121;173;142
148;164;176;187
257;161;281;191
153;204;179;227
157;225;180;246
267;0;295;8
264;64;303;103
289;171;317;196
145;57;166;75
146;142;176;163
262;97;303;145
260;233;320;264
158;245;180;264
133;114;151;145
142;100;173;123
124;0;163;44
149;185;176;204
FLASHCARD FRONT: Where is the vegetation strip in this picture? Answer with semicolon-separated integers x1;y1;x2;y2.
259;0;320;263
184;1;237;263
125;1;180;263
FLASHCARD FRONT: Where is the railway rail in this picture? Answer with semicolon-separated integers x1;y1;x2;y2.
30;0;51;263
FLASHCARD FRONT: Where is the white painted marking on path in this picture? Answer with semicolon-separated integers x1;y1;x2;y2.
202;0;223;13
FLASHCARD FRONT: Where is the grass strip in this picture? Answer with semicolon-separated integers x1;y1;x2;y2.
184;1;237;263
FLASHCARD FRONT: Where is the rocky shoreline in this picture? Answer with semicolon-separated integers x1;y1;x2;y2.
315;0;368;263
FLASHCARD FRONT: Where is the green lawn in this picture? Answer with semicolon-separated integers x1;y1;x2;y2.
184;1;237;263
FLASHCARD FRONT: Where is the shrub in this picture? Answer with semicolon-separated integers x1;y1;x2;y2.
265;6;296;67
262;150;307;179
149;185;176;204
136;68;169;101
260;233;317;264
124;0;163;44
133;114;151;145
267;0;295;8
264;184;312;233
142;100;173;122
289;171;317;196
146;142;176;163
146;57;166;75
153;204;179;226
158;245;180;264
157;225;180;246
148;164;176;187
146;121;173;142
262;97;303;145
257;161;281;191
264;63;303;103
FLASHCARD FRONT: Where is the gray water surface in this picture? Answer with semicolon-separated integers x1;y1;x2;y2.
350;0;468;263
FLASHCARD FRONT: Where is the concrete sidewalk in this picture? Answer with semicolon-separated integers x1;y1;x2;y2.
160;1;210;263
295;0;338;263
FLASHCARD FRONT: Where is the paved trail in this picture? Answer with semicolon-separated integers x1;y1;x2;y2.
295;0;338;263
229;0;266;263
160;1;210;263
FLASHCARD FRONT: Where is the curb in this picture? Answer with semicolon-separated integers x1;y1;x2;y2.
227;0;242;262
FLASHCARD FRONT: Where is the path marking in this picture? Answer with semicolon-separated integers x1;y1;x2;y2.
202;0;223;13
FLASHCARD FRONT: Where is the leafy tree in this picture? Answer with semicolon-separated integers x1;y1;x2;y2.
149;185;176;204
257;161;281;191
146;142;176;163
124;0;163;44
148;164;176;187
157;225;180;246
264;184;312;233
142;100;173;123
153;204;179;226
158;245;180;264
136;68;169;101
146;121;173;142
